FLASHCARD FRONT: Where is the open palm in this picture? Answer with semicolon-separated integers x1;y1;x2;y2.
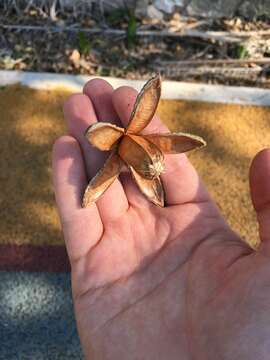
53;79;270;360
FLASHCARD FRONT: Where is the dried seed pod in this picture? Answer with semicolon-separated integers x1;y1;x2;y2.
144;133;206;154
82;152;122;207
82;74;206;208
127;75;161;134
118;135;164;179
85;123;124;151
129;166;164;207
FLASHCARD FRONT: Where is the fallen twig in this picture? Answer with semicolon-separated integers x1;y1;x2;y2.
153;65;269;83
154;59;270;67
154;66;262;75
1;23;270;43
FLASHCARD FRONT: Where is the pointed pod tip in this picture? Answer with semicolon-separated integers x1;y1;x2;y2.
82;192;93;208
153;72;161;81
146;73;161;91
190;137;207;153
200;138;207;148
82;200;89;208
153;195;165;207
129;166;165;207
152;73;162;87
176;132;207;150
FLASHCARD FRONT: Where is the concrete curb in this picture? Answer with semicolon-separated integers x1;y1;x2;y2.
1;70;270;107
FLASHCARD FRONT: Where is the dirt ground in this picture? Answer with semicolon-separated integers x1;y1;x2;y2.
1;8;270;88
1;84;269;248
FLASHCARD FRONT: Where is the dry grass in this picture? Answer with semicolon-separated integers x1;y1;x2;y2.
1;84;269;247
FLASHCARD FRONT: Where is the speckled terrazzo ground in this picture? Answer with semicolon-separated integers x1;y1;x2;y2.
0;271;82;359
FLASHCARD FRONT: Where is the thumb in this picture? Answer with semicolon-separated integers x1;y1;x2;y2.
249;149;270;246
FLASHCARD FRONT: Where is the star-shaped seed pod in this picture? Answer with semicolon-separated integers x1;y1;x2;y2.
82;75;206;208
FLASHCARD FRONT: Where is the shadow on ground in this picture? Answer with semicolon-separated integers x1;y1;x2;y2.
0;85;68;246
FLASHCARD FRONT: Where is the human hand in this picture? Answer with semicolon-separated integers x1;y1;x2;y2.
52;78;270;360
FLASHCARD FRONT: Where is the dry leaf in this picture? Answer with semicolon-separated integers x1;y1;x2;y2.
69;49;80;63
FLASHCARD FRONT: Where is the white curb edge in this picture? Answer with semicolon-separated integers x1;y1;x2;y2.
1;70;270;107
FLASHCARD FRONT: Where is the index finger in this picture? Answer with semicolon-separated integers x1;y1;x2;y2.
112;86;168;134
63;93;103;179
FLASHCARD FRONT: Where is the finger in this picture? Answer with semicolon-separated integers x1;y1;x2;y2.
249;149;270;245
52;135;102;261
120;172;155;209
52;135;100;221
112;86;167;133
83;78;121;126
63;93;103;178
112;86;209;206
82;79;129;220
